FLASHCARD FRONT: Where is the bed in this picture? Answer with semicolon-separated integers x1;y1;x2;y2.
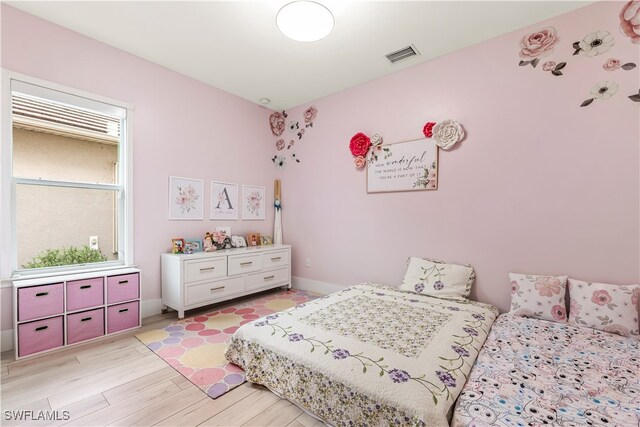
451;314;640;427
226;283;498;426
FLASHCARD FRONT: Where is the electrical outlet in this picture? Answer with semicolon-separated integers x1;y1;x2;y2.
305;258;311;267
89;236;99;250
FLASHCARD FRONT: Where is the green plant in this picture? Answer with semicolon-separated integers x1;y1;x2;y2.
23;245;108;269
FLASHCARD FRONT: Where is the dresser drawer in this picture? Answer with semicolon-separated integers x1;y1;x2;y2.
262;250;289;269
66;277;104;311
18;283;64;322
246;267;289;291
184;257;227;284
228;253;262;275
185;276;245;306
107;301;139;334
107;273;139;304
18;316;64;357
67;308;105;345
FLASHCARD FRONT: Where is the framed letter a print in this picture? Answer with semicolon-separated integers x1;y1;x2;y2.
242;185;266;220
169;176;204;220
211;181;238;220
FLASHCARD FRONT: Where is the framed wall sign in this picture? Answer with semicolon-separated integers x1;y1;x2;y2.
211;181;238;220
169;176;204;220
242;185;266;220
366;138;438;193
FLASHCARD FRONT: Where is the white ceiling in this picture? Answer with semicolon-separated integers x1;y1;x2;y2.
7;1;591;110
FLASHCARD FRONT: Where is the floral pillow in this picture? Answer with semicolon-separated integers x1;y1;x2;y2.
568;278;640;338
399;257;475;299
509;273;568;322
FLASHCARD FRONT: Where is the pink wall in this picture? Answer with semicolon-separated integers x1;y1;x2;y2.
277;1;639;312
1;5;275;331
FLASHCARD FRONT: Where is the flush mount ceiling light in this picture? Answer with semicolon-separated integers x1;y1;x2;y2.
276;1;334;42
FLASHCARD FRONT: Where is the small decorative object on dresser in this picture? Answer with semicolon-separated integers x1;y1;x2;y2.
203;232;216;252
161;245;291;318
215;226;231;236
247;233;261;247
261;235;273;246
185;239;203;253
172;238;185;254
212;231;232;250
13;268;141;358
231;235;246;248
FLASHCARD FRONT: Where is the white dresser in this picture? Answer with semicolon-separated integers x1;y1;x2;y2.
161;244;291;318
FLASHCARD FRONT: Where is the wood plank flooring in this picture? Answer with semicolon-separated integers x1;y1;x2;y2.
0;290;321;426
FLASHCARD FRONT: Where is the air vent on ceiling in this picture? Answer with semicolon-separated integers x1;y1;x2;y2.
385;44;420;64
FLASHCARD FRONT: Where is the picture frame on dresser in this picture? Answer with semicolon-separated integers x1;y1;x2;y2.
12;268;141;359
185;239;203;253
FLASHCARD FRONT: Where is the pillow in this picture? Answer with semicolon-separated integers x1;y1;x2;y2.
509;273;568;322
567;278;639;338
400;257;475;299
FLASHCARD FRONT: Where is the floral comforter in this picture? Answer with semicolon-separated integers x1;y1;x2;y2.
452;314;640;427
225;283;498;427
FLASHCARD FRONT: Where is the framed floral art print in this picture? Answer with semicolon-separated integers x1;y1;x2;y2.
242;185;266;220
169;176;204;220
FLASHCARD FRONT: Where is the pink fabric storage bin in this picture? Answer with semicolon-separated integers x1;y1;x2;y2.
107;273;139;304
18;283;64;321
18;316;63;357
66;277;104;312
107;301;139;334
67;308;105;345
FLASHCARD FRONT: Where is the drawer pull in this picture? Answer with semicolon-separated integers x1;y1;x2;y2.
210;286;225;292
34;326;49;332
118;308;129;313
264;275;275;281
80;285;92;290
240;262;253;267
271;257;282;261
35;292;49;297
200;267;215;272
80;317;93;322
118;280;129;285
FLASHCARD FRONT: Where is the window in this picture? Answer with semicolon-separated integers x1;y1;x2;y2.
0;72;133;277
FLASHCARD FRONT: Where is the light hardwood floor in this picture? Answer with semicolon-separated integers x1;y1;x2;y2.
0;290;325;427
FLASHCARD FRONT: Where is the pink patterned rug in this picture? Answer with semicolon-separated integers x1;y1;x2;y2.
136;289;318;398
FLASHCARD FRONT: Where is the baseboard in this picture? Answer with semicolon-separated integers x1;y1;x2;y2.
141;298;162;319
1;328;13;352
292;276;346;295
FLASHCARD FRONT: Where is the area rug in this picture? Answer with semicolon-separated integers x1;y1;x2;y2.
135;289;318;398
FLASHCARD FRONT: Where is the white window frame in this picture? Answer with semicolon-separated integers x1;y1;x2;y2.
0;69;134;280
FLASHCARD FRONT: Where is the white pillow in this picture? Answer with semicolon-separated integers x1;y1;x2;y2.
568;278;639;338
400;257;474;299
509;273;568;322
